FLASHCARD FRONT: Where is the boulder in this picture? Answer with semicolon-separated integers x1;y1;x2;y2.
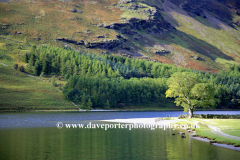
70;9;77;13
97;23;104;27
97;35;105;38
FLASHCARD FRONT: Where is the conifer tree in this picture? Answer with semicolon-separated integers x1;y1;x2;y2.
74;65;78;74
24;54;29;63
105;99;110;109
87;98;92;109
42;59;49;74
81;93;87;108
68;76;74;90
33;61;42;76
30;54;36;66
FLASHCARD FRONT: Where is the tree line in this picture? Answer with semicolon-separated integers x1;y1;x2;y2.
24;45;240;109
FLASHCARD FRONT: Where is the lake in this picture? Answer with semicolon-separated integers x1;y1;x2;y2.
0;111;240;159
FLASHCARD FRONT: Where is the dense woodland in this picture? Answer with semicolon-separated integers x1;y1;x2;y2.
24;45;240;109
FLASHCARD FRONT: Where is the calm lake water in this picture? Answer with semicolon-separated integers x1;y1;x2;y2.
0;111;240;160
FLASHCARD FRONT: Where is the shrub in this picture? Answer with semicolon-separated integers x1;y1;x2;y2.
13;63;18;70
18;65;25;72
51;76;56;87
40;72;45;78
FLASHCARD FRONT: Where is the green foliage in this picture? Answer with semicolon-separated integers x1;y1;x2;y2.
191;83;218;109
24;54;29;63
51;76;56;87
166;72;218;117
30;45;36;53
105;99;110;110
33;61;42;76
87;98;93;109
40;72;45;78
18;65;25;72
64;74;169;109
19;45;240;110
81;93;87;109
13;63;18;70
29;54;36;66
64;73;70;80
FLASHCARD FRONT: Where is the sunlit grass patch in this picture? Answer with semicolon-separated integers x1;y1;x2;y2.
174;118;240;145
0;65;75;111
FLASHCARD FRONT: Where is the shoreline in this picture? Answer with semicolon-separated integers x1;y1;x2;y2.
1;109;240;113
192;137;240;151
99;117;240;152
100;117;181;124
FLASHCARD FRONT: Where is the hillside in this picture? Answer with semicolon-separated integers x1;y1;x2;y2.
0;0;240;111
0;64;76;111
1;0;240;72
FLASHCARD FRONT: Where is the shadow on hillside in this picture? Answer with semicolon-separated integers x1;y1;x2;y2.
120;29;234;61
160;0;234;30
176;31;234;61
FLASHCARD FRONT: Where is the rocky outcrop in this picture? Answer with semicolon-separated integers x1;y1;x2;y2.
103;1;174;36
70;8;83;13
56;38;84;45
155;50;170;55
84;39;122;49
70;9;77;13
56;38;122;49
104;17;173;35
59;0;173;51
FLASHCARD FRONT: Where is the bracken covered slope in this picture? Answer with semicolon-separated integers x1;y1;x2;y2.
1;0;240;72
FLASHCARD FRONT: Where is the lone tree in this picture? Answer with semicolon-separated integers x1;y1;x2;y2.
166;72;217;118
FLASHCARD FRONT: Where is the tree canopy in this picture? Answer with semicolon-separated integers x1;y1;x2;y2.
25;45;240;110
166;72;218;118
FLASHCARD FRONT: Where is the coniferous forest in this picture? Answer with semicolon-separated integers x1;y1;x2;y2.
25;45;240;109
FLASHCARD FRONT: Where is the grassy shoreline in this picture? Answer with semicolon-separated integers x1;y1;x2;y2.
173;118;240;146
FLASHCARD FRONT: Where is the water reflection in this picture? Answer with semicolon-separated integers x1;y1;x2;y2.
0;126;240;160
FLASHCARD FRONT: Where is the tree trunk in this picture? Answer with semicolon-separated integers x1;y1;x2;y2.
188;108;193;118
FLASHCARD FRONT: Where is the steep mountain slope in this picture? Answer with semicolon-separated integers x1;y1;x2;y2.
1;0;240;72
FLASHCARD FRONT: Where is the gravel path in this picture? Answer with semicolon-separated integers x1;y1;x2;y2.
191;120;240;141
208;125;240;141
